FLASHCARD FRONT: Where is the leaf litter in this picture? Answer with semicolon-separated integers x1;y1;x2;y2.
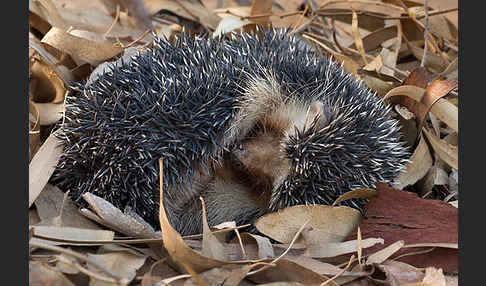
28;0;458;285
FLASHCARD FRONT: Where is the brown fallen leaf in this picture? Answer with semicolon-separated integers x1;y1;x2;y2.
30;59;67;103
423;128;458;170
34;184;101;230
41;27;123;65
394;133;433;189
29;132;64;208
33;102;64;126
81;192;158;239
29;100;41;162
201;197;228;261
255;205;362;244
87;248;147;286
248;259;338;285
157;159;240;276
184;265;255;286
346;183;458;273
250;0;273;26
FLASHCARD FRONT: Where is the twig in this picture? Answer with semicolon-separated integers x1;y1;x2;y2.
117;29;151;48
104;4;120;38
421;0;430;67
320;254;355;286
234;228;247;258
246;219;310;276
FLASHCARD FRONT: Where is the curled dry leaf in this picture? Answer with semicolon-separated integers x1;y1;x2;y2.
332;189;377;206
41;27;123;65
394;133;433;189
29;100;41;162
158;159;239;275
423;128;458;170
384;83;458;136
375;260;425;285
30;59;67;103
29;36;74;87
29;132;64;208
34;102;64;126
255;205;362;244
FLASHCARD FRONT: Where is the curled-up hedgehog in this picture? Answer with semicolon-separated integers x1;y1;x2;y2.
51;28;410;235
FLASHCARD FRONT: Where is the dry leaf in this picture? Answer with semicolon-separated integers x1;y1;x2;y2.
304;237;384;258
30;225;114;246
29;132;64;208
201;197;228;261
41;27;123;65
250;0;273;25
34;102;64;125
30;59;67;103
34;184;101;229
394;134;433;189
30;261;75;286
238;233;275;259
248;259;337;285
375;260;425;285
87;250;147;286
29;100;41;162
351;9;368;65
213;16;251;38
255;205;362;244
158;159;233;275
366;240;405;265
332;189;377;206
423;128;458;170
82;193;158;239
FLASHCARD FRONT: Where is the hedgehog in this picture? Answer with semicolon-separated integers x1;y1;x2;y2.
51;28;410;236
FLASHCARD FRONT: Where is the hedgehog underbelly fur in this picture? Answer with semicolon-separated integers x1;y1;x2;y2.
51;28;410;236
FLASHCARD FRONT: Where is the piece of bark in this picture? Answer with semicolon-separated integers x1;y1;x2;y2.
347;183;458;273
